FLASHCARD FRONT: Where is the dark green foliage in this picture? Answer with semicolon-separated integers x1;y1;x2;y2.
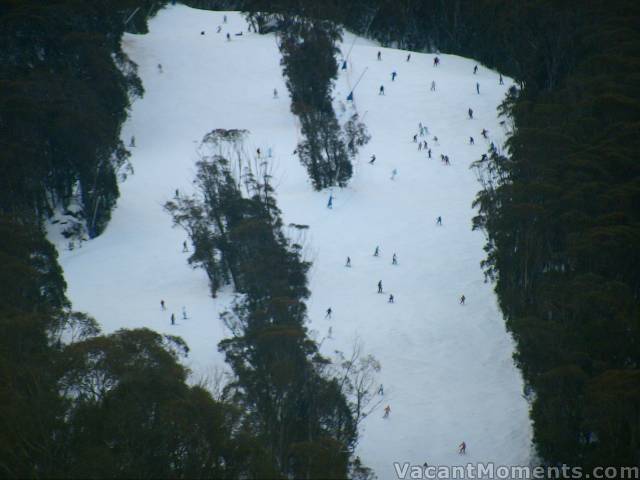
0;217;68;315
0;219;66;477
167;134;363;478
344;113;371;159
241;4;359;190
0;1;164;237
0;216;266;478
57;328;257;478
453;1;640;468
278;17;355;189
296;109;352;189
466;5;640;462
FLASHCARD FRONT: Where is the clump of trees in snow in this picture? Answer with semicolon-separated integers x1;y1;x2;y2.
241;4;369;190
166;129;377;479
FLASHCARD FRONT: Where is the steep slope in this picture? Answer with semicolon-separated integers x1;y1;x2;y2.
54;5;531;477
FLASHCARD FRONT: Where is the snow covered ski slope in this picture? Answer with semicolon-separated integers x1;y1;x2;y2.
54;5;531;477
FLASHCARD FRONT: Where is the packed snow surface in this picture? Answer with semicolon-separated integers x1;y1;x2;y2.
54;5;531;477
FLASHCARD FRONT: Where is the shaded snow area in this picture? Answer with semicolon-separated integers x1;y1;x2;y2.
52;5;531;478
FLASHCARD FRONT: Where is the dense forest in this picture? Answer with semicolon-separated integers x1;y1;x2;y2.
0;0;166;238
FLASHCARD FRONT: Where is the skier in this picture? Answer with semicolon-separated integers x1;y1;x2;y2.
433;56;440;67
418;142;422;151
129;136;136;147
413;134;418;143
327;194;333;209
256;147;261;157
476;82;480;94
347;91;354;101
175;188;180;198
160;299;166;310
430;80;436;91
423;140;428;150
216;25;222;33
223;14;227;23
267;147;272;158
468;108;474;119
377;280;383;294
433;136;438;144
374;246;380;257
499;73;504;85
473;65;478;74
469;136;475;145
342;60;347;70
391;168;397;180
226;32;230;41
460;294;466;305
377;51;382;61
378;384;384;395
383;405;391;418
481;153;488;161
157;63;163;73
392;253;397;265
428;148;432;159
182;306;187;320
369;154;376;165
273;88;278;98
171;313;175;325
379;85;385;95
406;53;411;62
436;216;442;226
328;326;333;338
388;294;394;305
391;71;397;81
481;128;488;139
458;442;466;454
200;30;205;35
345;256;351;267
325;307;332;319
182;240;188;252
444;155;450;165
